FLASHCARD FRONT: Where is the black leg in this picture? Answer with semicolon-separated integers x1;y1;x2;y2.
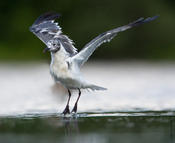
62;89;71;115
71;88;81;113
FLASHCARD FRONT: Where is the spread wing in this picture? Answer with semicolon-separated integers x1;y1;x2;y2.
71;16;158;67
29;12;77;55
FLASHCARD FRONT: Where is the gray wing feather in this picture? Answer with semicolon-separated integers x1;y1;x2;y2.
30;12;61;45
72;16;158;67
30;12;77;55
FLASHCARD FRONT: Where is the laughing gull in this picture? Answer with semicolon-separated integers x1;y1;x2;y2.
30;12;158;115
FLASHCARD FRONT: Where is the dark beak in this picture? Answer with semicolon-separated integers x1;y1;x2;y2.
43;47;50;53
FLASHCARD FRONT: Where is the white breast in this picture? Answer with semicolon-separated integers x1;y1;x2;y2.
49;46;87;89
50;49;71;79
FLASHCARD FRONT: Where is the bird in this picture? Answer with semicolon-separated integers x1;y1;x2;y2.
29;12;158;115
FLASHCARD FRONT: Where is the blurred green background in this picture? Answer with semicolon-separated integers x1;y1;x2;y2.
0;0;174;61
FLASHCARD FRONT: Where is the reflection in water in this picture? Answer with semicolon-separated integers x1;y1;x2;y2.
170;119;175;142
61;116;108;143
0;114;174;143
62;117;80;142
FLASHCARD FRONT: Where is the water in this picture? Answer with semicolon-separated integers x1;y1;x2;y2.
0;114;175;143
0;61;175;142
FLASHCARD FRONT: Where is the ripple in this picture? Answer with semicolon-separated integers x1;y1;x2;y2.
2;110;175;119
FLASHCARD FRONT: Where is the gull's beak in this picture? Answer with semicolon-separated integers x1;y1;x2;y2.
43;47;50;53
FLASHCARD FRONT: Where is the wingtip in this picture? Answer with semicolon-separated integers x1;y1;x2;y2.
152;15;160;19
29;26;34;32
129;15;159;27
143;15;159;23
32;12;61;25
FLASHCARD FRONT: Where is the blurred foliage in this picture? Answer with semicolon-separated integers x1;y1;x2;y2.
0;0;175;61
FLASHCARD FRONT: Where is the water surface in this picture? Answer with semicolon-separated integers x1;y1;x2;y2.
0;62;175;143
0;113;175;143
0;61;175;115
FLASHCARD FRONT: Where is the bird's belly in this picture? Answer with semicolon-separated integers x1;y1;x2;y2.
50;61;70;78
56;77;82;89
50;65;82;89
51;70;82;89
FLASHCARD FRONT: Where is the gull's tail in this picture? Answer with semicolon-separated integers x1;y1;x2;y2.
87;84;107;91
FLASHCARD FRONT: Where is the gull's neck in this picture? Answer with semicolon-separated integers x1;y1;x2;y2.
50;48;69;67
50;48;70;78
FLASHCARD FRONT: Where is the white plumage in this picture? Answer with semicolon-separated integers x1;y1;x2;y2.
30;12;158;114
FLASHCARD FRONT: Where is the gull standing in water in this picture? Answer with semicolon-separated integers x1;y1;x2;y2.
30;12;158;115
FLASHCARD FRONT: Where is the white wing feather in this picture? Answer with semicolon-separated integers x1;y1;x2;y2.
71;16;158;67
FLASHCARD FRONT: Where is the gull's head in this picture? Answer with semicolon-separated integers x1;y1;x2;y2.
43;39;61;53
